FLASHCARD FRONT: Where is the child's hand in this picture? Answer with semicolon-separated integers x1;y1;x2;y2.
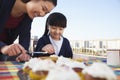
42;44;55;54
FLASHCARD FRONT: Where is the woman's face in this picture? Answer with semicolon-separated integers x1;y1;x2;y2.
48;26;64;40
26;0;55;19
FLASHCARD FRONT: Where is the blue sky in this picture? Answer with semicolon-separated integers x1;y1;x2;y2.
31;0;120;40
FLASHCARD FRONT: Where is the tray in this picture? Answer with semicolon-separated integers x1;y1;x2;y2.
17;70;29;80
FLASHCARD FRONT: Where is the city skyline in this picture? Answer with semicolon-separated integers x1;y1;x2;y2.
31;0;120;40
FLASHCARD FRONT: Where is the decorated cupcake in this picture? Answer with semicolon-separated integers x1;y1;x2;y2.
22;58;40;74
46;66;81;80
66;61;86;80
82;62;117;80
56;56;86;80
29;59;56;80
56;56;73;66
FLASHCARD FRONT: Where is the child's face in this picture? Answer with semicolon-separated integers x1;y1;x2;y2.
49;26;64;40
26;0;55;19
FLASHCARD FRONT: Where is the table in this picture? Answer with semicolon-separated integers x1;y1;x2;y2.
0;61;120;80
111;66;120;80
0;61;23;80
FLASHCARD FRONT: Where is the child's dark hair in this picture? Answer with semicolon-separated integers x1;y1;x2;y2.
21;0;57;6
43;12;67;36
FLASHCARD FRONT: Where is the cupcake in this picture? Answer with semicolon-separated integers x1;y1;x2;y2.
82;62;117;80
29;59;56;80
56;56;86;80
22;58;40;74
46;66;81;80
67;61;86;80
56;56;73;66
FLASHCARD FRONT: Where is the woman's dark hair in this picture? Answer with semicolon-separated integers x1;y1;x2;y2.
43;12;67;36
47;0;57;6
21;0;57;6
21;0;30;3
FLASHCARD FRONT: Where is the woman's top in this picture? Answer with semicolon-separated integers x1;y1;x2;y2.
0;0;32;50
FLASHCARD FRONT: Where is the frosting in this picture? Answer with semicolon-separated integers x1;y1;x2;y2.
56;56;86;68
65;61;86;69
32;59;56;72
82;62;117;80
56;56;72;66
23;61;29;69
28;58;40;69
46;66;81;80
23;58;40;69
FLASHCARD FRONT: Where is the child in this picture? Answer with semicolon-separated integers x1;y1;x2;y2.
35;12;73;58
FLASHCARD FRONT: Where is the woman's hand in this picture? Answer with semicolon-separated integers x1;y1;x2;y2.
16;53;31;62
0;43;26;56
42;44;55;54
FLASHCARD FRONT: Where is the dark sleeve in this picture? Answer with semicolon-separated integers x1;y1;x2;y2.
64;38;73;58
18;15;32;50
35;36;47;52
0;42;6;49
0;0;2;6
0;0;15;49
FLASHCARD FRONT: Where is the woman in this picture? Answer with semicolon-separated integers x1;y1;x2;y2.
35;12;73;58
0;0;57;61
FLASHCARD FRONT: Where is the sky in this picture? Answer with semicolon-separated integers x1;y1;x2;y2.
31;0;120;40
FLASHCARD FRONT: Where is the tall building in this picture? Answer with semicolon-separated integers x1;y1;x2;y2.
84;41;89;48
99;41;103;48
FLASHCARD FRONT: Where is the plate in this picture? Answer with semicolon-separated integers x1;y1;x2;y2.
17;70;29;80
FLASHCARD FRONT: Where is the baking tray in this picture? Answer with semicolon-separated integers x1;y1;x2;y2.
17;70;30;80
